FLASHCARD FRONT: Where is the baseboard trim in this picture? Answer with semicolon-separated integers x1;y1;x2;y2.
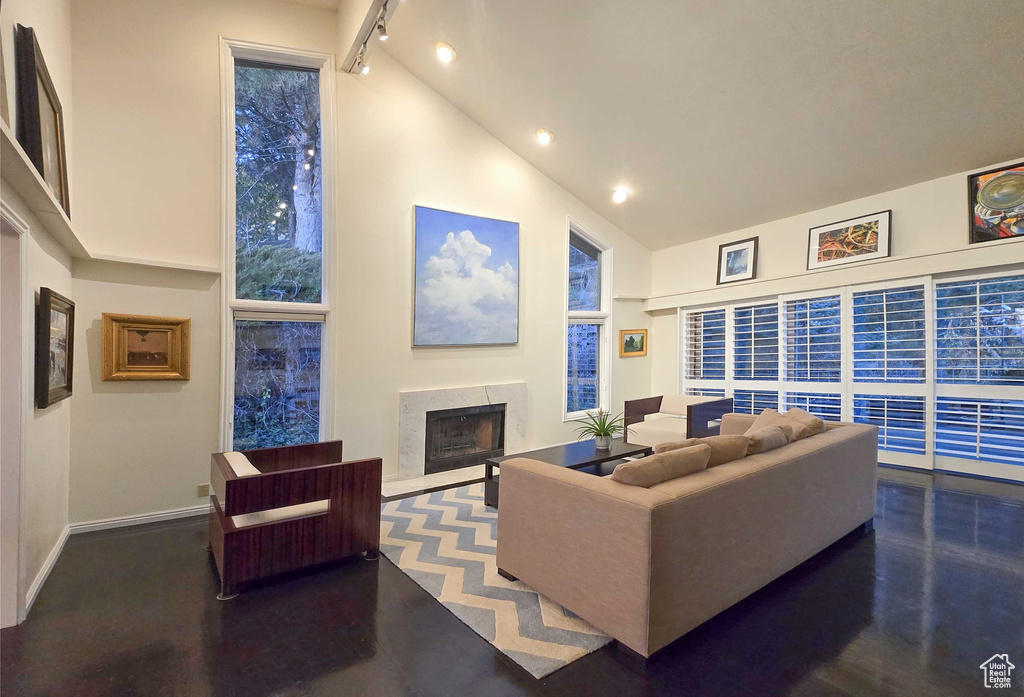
70;503;210;535
25;525;69;614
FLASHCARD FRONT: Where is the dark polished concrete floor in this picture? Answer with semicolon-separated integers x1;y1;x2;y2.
2;468;1022;696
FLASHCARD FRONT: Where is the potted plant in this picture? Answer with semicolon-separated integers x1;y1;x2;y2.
573;409;630;450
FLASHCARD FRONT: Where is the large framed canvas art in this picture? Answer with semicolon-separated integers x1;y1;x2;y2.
968;161;1024;245
413;206;519;347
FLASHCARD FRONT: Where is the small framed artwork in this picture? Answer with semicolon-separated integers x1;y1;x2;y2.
968;161;1024;245
807;210;891;271
619;329;648;358
102;313;191;381
14;25;70;217
35;288;74;408
717;237;758;284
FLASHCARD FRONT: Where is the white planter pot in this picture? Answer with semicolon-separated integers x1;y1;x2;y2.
594;435;612;450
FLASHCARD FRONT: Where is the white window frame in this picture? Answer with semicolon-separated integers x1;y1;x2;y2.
218;38;337;450
563;218;612;421
675;268;1024;481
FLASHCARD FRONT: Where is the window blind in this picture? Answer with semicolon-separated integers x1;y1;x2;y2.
733;390;779;414
734;302;779;380
852;285;926;383
783;295;842;382
685;388;727;398
936;274;1024;386
854;395;926;455
783;392;842;421
684;309;726;380
935;398;1024;466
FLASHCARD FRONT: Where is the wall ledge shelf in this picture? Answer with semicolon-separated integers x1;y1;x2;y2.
1;119;88;257
87;254;223;275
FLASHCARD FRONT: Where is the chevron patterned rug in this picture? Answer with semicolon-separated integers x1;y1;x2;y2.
379;483;612;678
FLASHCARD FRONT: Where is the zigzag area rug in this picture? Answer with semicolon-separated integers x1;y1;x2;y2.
379;483;612;678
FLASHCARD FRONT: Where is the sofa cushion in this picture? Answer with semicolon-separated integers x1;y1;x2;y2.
659;394;712;416
745;425;791;455
653;434;749;467
610;444;711;488
628;416;689;448
783;407;826;437
786;421;811;442
745;408;789;433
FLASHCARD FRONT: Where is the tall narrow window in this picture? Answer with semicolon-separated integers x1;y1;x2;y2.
225;43;332;451
565;229;610;417
733;302;778;380
783;295;842;382
235;61;323;302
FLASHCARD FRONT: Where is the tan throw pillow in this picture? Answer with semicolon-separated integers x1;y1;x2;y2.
783;407;826;436
746;408;790;433
611;444;711;487
786;421;811;442
655;435;749;467
746;425;790;455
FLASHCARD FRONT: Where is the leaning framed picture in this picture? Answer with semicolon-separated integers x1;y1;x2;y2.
807;210;891;271
14;24;70;217
35;288;74;408
413;206;519;347
619;329;647;358
102;313;191;381
717;237;758;284
968;161;1024;245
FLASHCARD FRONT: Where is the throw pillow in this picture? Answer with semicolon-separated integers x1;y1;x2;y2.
746;425;790;455
783;407;826;436
610;444;711;487
786;421;811;442
654;435;749;467
746;408;789;433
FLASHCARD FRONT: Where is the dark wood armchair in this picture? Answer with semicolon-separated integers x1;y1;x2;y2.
209;440;382;599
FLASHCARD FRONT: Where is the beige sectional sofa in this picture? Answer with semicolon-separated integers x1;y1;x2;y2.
495;413;878;658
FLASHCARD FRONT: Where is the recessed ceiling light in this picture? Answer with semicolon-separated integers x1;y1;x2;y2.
536;129;554;145
612;187;630;203
435;42;457;63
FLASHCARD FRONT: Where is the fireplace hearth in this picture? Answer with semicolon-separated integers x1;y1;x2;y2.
424;404;506;475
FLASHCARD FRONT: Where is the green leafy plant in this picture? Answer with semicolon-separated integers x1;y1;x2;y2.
572;408;631;440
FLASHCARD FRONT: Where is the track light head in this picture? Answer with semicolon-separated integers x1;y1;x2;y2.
376;17;388;41
356;53;369;75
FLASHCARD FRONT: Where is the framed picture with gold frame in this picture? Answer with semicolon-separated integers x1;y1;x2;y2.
619;329;647;358
102;313;190;381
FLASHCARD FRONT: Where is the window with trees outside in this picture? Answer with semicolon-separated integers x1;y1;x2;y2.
565;228;610;417
680;271;1024;481
225;44;333;451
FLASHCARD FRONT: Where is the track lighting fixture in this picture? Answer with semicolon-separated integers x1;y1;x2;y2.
356;51;369;75
376;17;388;41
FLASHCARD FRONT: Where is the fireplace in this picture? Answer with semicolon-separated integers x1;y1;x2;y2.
424;404;506;475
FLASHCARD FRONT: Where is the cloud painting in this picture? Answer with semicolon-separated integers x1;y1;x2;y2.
414;206;519;346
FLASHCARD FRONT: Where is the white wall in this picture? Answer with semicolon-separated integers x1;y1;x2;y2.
69;262;221;523
333;50;652;476
649;158;1024;308
0;189;72;609
647;158;1024;391
66;0;653;520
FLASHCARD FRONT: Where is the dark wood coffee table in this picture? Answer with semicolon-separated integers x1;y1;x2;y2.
484;438;652;508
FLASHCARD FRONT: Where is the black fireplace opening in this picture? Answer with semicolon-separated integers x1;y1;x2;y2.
424;404;506;475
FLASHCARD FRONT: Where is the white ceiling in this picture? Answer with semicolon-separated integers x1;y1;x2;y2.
376;0;1024;250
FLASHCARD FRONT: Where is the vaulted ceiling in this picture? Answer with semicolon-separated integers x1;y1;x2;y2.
308;1;1024;250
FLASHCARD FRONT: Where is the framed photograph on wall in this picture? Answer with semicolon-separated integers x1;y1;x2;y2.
717;237;758;284
14;24;70;217
102;313;191;381
35;288;74;409
619;329;647;358
807;210;891;271
968;161;1024;245
413;206;519;347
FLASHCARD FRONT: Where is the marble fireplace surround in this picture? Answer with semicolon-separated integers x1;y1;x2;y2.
398;383;527;480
